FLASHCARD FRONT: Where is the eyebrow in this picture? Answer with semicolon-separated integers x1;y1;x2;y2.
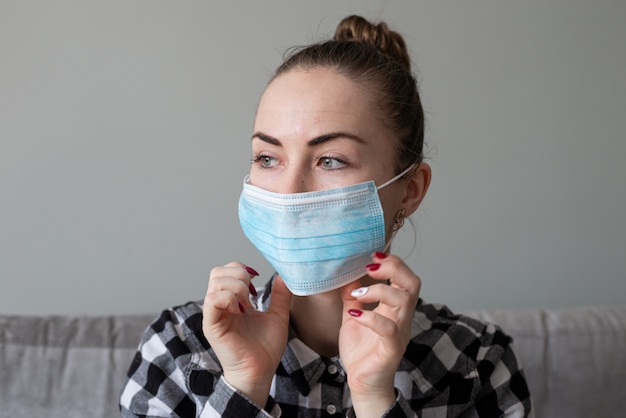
251;131;365;147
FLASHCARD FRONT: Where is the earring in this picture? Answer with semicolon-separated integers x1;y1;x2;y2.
393;209;406;232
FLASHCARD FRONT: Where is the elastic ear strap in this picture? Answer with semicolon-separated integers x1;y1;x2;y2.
383;235;394;252
376;163;416;190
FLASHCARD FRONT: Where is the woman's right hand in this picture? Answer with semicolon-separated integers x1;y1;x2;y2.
202;262;292;407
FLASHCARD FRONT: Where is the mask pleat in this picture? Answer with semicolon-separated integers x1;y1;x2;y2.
238;175;396;295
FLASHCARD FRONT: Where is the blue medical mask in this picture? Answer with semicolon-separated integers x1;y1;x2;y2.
238;165;414;296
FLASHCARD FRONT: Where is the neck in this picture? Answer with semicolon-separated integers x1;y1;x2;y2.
290;290;343;358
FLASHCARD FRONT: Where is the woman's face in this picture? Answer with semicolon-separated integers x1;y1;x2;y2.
250;67;407;233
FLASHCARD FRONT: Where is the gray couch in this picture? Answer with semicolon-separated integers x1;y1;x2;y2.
1;305;625;417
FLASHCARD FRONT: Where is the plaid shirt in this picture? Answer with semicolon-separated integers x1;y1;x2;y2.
120;278;533;417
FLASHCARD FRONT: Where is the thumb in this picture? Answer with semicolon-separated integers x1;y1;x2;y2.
340;279;364;314
268;275;292;323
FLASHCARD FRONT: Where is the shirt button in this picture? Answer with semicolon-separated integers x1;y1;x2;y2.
327;364;338;375
326;404;337;414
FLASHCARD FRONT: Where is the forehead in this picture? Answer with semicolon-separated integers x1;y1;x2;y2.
254;68;384;135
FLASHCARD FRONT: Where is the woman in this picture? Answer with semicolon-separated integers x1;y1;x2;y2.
120;15;533;417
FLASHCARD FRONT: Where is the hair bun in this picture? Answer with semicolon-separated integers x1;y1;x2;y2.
334;15;411;71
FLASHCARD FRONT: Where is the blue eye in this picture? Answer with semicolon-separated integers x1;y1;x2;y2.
252;154;278;168
319;157;346;169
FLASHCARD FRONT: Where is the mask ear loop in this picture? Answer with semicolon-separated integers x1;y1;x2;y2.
378;163;416;253
376;163;417;190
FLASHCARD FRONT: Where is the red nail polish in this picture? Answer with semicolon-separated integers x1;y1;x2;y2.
238;302;245;313
348;309;363;317
245;266;259;277
249;283;257;297
374;252;387;259
366;263;380;272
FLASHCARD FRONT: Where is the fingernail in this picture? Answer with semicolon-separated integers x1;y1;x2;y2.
348;309;363;317
245;266;259;277
351;287;368;298
374;252;387;259
366;263;380;272
249;283;257;297
238;302;245;313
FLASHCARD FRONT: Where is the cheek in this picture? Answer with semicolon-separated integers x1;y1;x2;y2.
247;169;273;191
378;187;403;234
384;208;398;239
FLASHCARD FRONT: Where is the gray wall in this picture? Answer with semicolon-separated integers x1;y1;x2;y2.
1;1;625;316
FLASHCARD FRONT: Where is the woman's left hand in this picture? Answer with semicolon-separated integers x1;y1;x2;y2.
339;252;422;417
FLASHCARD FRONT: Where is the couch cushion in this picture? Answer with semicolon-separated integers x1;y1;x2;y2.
0;314;153;418
2;306;625;418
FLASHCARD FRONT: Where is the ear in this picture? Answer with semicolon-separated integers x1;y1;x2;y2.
402;162;431;217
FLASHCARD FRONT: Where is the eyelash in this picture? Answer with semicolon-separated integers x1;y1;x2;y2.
251;153;276;169
317;155;347;170
251;154;347;170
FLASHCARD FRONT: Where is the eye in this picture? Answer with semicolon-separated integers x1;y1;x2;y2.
319;156;347;170
252;154;278;168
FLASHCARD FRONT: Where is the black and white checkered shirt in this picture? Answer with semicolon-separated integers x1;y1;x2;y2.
120;278;533;417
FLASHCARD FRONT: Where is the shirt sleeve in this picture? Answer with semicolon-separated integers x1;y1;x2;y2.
119;308;202;417
119;307;281;417
200;376;281;418
345;389;417;418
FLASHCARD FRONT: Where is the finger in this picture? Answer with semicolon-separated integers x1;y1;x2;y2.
366;254;422;297
340;279;364;312
349;283;409;310
207;269;249;300
209;263;257;287
208;263;260;308
345;308;399;341
213;261;259;280
349;285;418;329
203;290;245;325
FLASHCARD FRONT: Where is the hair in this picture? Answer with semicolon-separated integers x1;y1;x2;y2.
271;15;424;175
